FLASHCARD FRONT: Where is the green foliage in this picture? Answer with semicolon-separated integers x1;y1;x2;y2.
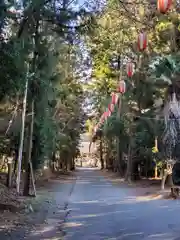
0;0;88;172
85;0;180;177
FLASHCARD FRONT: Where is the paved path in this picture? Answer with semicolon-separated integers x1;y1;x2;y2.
2;168;180;240
64;168;180;240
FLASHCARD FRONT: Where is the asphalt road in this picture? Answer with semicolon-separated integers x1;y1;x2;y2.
64;168;180;240
1;168;180;240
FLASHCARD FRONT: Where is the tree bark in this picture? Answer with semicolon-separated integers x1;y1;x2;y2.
13;149;18;174
52;152;56;172
105;138;112;170
116;96;122;173
23;101;34;196
161;171;167;190
23;123;31;196
155;164;158;179
125;120;134;182
7;162;12;188
125;139;132;182
16;72;28;194
70;158;75;171
99;137;104;169
23;162;31;196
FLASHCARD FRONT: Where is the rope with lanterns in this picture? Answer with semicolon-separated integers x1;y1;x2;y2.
92;0;172;138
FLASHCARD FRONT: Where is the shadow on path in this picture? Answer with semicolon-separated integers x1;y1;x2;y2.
63;168;180;240
0;174;76;240
1;168;180;240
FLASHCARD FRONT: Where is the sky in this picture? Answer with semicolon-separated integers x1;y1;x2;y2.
71;0;86;10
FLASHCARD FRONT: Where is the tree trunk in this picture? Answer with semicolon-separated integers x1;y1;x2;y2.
64;157;68;171
13;148;18;174
68;154;74;171
23;163;31;196
52;152;56;172
23;101;34;196
16;72;28;194
125;121;133;182
161;169;168;190
7;161;12;188
116;139;123;174
160;168;163;179
116;54;123;173
99;137;104;169
154;137;158;179
154;164;158;179
71;157;75;170
23;123;31;196
125;140;132;182
145;159;148;178
105;138;112;170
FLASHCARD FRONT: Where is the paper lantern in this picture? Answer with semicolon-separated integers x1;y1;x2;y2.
117;80;126;94
157;0;172;13
104;111;111;119
107;110;111;117
108;103;114;112
103;112;107;120
99;114;105;124
126;61;134;77
137;32;147;51
111;92;119;105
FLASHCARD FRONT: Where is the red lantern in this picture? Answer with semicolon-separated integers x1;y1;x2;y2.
107;109;111;117
117;80;126;94
157;0;172;13
137;32;147;51
108;103;114;112
103;112;107;120
99;114;105;124
111;92;119;105
126;61;134;77
104;111;110;120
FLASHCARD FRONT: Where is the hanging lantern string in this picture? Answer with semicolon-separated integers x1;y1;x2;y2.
93;0;173;134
